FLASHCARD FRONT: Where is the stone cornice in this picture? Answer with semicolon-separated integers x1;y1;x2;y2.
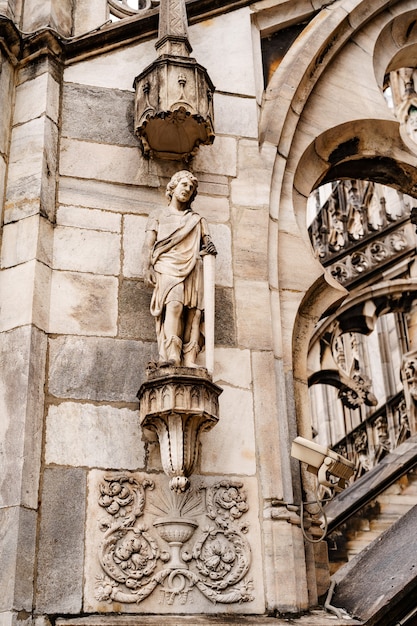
0;0;253;67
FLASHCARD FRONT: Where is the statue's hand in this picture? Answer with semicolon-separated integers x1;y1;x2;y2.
202;236;217;256
144;267;156;287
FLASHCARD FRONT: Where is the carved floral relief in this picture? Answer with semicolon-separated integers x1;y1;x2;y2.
84;471;263;614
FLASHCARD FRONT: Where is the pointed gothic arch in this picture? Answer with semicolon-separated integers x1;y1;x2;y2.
260;0;417;443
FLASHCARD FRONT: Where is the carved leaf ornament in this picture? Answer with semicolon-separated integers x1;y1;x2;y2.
95;474;253;605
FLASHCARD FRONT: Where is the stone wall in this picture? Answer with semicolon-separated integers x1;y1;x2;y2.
3;0;417;624
38;9;275;614
0;4;288;621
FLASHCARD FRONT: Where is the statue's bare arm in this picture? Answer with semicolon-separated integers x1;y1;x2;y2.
142;229;157;287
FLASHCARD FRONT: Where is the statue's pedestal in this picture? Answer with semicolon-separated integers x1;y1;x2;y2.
137;366;222;492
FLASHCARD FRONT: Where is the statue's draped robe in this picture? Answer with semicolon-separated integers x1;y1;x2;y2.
146;206;206;359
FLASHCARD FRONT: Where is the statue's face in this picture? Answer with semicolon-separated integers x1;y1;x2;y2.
173;176;195;205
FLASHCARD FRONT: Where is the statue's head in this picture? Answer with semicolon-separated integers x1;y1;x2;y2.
166;170;198;209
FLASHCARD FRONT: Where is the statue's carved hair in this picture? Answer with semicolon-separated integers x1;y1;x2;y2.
166;170;198;208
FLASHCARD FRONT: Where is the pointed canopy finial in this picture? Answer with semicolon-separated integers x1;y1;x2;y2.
155;0;192;57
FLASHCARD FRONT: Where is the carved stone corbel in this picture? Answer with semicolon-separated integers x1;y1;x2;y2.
138;366;222;492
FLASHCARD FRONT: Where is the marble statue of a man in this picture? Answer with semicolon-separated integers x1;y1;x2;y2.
142;170;217;367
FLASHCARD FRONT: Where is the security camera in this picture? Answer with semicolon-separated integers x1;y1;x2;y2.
291;436;355;493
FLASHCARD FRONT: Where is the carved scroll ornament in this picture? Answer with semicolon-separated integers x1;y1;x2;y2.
95;473;253;606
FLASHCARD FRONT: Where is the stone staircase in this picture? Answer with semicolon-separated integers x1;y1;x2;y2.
342;468;417;562
324;436;417;574
323;437;417;624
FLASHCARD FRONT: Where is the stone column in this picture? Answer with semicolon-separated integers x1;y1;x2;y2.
73;0;108;37
21;0;73;35
228;138;311;612
0;43;61;624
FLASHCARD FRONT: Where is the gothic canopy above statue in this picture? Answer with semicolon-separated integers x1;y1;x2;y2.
133;0;215;160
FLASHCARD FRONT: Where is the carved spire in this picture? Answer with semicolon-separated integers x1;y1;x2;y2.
133;0;215;160
155;0;192;57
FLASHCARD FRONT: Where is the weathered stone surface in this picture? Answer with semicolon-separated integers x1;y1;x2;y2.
22;0;72;35
45;403;145;469
16;56;63;88
0;159;6;224
49;270;118;336
5;118;46;220
59;177;162;214
0;506;37;612
60;138;140;186
263;518;309;613
14;73;60;126
213;347;251;388
252;350;284;501
214;93;258;138
122;215;148;278
235;280;272;350
278;288;306;360
32;261;52;333
0;612;31;626
1;215;53;269
278;229;322;293
0;326;46;509
192;194;230;223
56;612;360;626
119;280;155;340
62;84;137;147
64;40;156;91
214;286;236;346
190;7;256;97
232;206;269;280
197;175;230;197
4;116;58;223
57;205;121;232
84;471;265;614
48;335;157;402
0;59;14;156
73;0;107;36
193;136;237;177
231;140;275;207
210;224;233;287
53;226;121;275
0;259;50;334
201;385;256;475
36;468;86;613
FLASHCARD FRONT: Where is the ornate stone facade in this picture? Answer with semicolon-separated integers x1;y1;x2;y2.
2;1;417;625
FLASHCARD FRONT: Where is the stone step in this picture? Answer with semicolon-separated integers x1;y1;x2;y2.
343;476;417;562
